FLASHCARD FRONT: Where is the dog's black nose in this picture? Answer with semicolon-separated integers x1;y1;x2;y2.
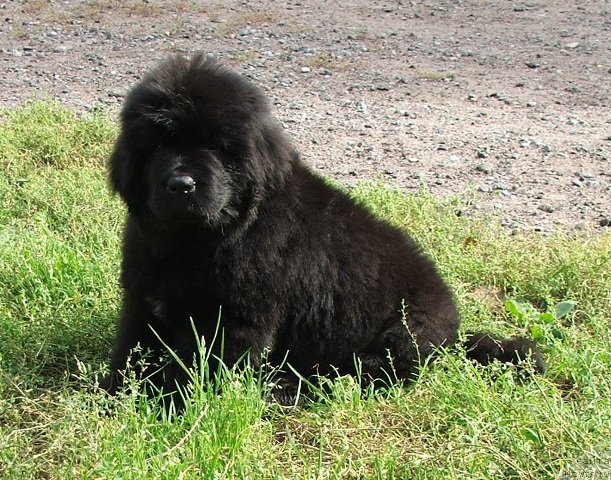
166;175;196;194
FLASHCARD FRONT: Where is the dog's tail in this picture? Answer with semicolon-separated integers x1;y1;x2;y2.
463;332;546;373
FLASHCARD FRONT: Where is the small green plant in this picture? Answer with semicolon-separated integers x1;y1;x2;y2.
213;9;278;37
505;298;577;342
228;50;258;65
302;53;353;71
9;25;30;40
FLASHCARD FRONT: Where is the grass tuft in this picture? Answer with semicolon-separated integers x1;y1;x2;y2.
0;100;116;171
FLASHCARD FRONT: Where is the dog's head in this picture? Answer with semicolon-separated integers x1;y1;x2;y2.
109;54;294;229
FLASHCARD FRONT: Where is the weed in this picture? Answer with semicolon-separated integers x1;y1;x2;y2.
302;53;354;71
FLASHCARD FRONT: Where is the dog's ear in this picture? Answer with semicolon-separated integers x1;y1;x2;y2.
109;134;146;215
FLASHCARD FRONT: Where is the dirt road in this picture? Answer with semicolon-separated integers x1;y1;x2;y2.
1;0;609;232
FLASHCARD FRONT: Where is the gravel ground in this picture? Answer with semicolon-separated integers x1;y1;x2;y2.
1;0;609;233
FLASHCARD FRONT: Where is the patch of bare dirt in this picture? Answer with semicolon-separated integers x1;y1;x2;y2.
1;0;609;233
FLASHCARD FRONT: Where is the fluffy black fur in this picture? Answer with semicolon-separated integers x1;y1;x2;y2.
101;54;544;405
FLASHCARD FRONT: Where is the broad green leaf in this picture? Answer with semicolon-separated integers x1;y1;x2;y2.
539;312;555;325
555;300;577;319
530;324;545;341
506;299;524;320
522;427;541;444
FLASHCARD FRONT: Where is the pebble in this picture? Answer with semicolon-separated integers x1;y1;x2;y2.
356;100;368;114
539;204;555;213
600;217;611;227
475;164;493;174
490;92;512;105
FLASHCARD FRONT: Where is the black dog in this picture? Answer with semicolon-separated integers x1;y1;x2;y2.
101;54;544;406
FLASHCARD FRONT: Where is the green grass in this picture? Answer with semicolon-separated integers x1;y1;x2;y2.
1;102;610;479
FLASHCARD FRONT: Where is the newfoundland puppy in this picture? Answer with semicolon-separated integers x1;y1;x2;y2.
101;54;544;406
